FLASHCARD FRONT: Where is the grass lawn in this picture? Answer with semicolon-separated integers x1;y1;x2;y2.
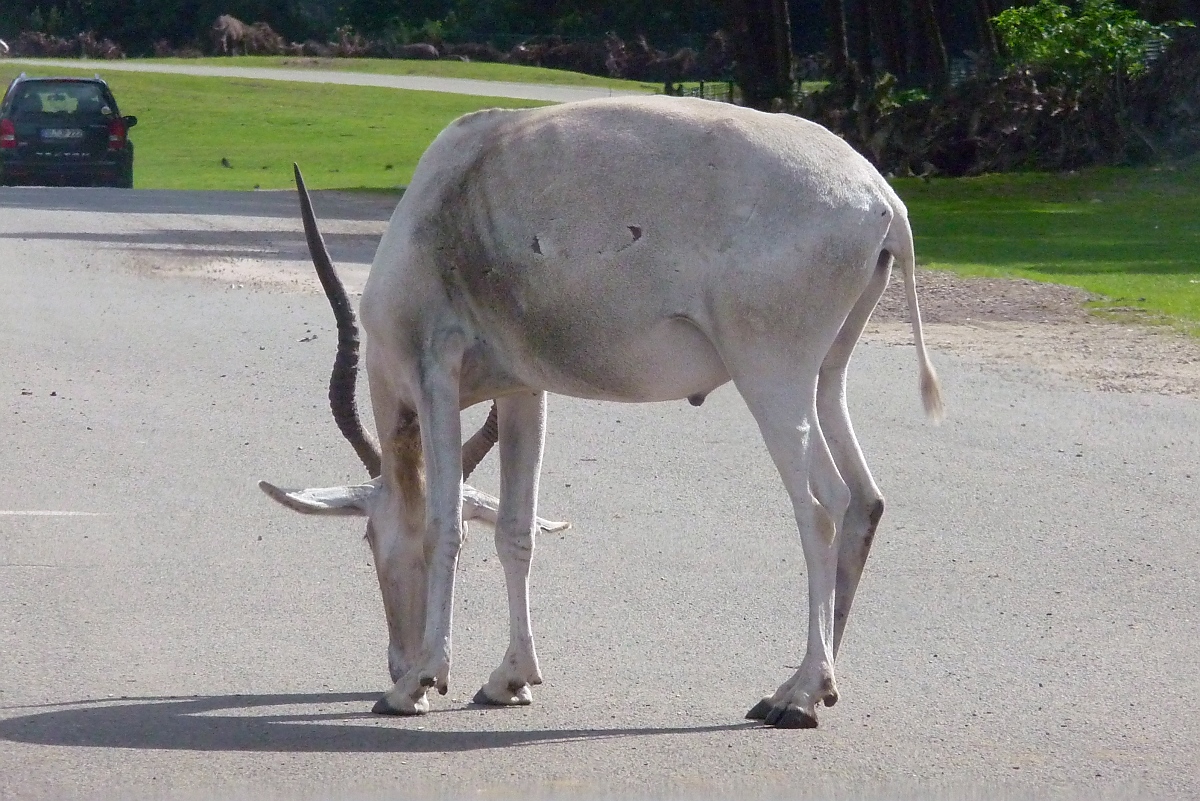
0;63;547;190
895;166;1200;329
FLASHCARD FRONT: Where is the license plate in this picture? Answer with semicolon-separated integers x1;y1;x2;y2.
41;128;84;139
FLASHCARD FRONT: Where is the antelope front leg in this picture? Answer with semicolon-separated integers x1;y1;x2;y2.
364;396;433;716
474;392;547;706
374;336;466;714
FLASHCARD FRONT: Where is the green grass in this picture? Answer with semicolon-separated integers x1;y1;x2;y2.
0;64;547;189
149;55;661;92
895;165;1200;329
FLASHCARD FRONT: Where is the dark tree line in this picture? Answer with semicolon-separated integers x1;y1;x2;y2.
733;0;1199;108
0;0;729;52
2;0;1197;108
0;1;348;52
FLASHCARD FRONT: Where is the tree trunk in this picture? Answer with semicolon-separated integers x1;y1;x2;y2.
972;0;1000;63
823;0;851;80
848;0;873;87
871;0;907;82
728;0;795;110
912;0;949;91
933;0;958;81
767;0;795;101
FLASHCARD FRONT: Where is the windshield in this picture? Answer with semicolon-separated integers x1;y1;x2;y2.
11;83;111;119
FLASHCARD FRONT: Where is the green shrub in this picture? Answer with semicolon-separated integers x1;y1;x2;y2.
992;0;1189;85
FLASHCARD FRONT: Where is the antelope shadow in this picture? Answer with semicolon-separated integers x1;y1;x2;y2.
0;692;752;753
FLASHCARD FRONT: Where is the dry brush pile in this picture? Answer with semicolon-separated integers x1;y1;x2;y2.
5;15;734;84
9;30;124;59
1131;26;1200;159
805;27;1200;176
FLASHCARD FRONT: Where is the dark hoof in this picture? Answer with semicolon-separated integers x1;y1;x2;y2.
765;706;819;729
823;693;839;708
419;675;436;688
372;695;418;716
745;699;772;721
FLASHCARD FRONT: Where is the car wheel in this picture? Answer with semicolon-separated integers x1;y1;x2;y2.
116;145;135;188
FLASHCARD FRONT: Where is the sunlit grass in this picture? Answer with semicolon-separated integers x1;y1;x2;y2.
895;164;1200;327
0;64;546;190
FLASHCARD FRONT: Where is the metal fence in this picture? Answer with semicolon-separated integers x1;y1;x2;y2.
662;79;738;104
1144;37;1167;64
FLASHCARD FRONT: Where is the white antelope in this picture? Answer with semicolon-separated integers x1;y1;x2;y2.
261;95;942;729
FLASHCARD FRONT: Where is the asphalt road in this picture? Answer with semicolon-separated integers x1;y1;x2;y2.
1;187;1198;800
5;58;649;103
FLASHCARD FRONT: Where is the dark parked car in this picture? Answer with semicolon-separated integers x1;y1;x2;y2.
0;74;137;188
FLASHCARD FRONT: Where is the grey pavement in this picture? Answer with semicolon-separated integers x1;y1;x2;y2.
0;187;1198;799
4;58;651;103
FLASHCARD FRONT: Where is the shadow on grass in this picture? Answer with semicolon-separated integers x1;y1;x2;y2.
911;204;1198;277
0;692;754;753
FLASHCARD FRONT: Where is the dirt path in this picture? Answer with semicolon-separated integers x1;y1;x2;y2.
869;269;1200;398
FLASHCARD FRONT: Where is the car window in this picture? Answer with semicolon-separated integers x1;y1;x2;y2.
13;83;109;118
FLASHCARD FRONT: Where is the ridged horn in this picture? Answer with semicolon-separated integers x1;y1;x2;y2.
462;402;499;480
293;163;500;481
294;163;382;478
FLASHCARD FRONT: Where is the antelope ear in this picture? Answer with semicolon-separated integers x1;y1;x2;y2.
258;478;378;516
258;478;571;532
537;517;572;534
462;484;572;534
